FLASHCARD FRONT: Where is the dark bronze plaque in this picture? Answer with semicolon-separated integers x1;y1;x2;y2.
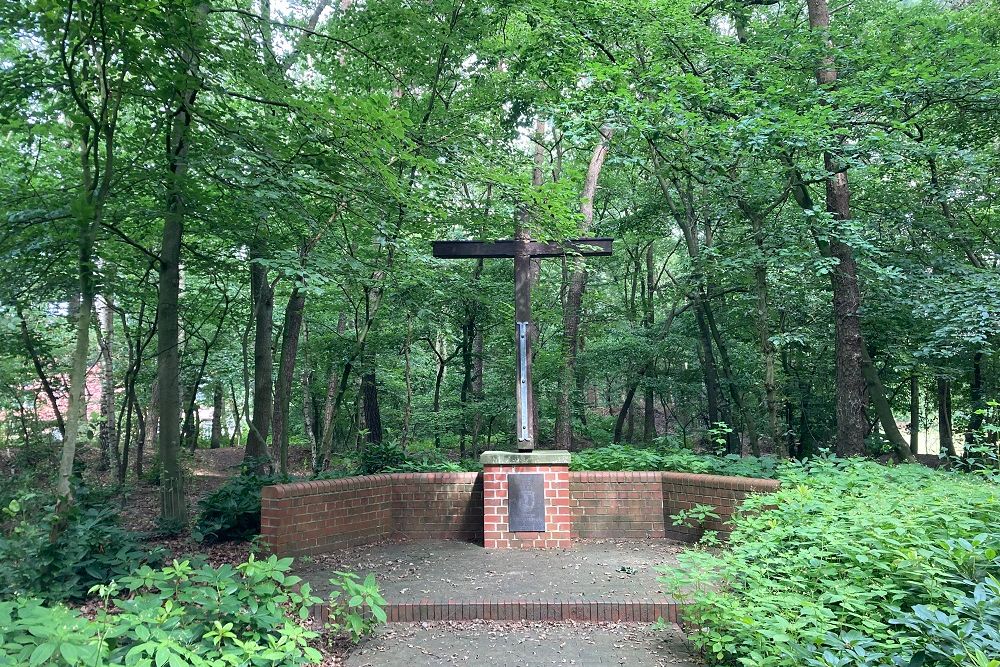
508;473;545;532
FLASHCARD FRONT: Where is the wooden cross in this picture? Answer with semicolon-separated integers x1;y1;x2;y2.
433;231;613;451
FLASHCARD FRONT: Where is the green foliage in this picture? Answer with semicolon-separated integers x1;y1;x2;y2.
192;472;282;543
890;575;1000;667
355;443;407;476
671;503;720;528
0;494;162;602
358;442;481;474
0;555;322;667
325;571;387;643
384;459;465;473
570;444;778;479
660;458;1000;666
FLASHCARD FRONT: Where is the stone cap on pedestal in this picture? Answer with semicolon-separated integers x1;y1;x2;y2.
480;450;571;466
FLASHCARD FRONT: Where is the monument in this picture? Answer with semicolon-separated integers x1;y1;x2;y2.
433;227;613;548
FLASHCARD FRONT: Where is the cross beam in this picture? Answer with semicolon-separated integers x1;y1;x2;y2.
433;235;613;451
432;237;613;260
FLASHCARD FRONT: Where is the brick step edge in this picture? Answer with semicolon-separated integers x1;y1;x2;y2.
310;600;682;623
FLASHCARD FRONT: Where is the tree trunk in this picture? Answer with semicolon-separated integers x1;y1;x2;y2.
15;304;66;439
360;367;382;445
739;202;784;456
56;218;97;509
643;245;656;444
158;157;187;525
401;317;413;450
470;316;485;454
272;285;306;474
860;346;915;462
556;127;613;449
210;383;223;449
694;304;726;432
246;237;274;467
966;352;985;445
909;373;919;455
613;380;641;444
94;291;115;473
319;312;348;468
704;298;755;455
141;379;158;481
433;341;446;448
229;381;242;447
301;318;316;456
804;0;870;458
937;377;956;457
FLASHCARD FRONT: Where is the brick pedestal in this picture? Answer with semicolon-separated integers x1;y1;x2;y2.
481;451;571;549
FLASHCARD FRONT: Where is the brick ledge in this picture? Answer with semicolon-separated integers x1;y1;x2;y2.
310;599;682;623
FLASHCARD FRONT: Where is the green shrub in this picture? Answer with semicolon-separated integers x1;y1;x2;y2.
0;554;323;666
660;457;1000;666
385;459;465;473
325;571;387;642
570;444;778;479
355;442;407;475
0;494;163;602
193;472;282;543
357;442;481;474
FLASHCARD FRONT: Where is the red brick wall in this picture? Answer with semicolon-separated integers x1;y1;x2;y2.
661;472;780;542
569;471;665;539
570;471;779;542
261;475;395;557
483;465;570;549
392;472;483;541
262;470;779;556
262;472;483;557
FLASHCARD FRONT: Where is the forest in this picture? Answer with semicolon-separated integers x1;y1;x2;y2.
0;0;998;665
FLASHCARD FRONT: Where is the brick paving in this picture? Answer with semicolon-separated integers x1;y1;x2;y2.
344;620;703;666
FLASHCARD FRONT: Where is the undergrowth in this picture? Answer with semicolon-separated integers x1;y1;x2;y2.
660;457;999;666
570;443;779;478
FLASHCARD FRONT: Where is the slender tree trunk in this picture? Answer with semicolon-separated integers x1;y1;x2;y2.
360;366;382;445
246;237;274;467
272;285;306;474
470;323;484;453
15;304;66;439
860;347;915;462
210;383;223;449
694;304;726;431
97;290;119;475
433;343;446;448
739;202;784;456
141;379;158;481
909;373;919;455
643;245;656;444
967;352;985;445
229;382;242;447
613;380;641;444
56;219;97;509
704;299;757;455
158;164;186;525
401;317;413;450
937;377;956;457
319;312;347;467
301;318;316;456
460;320;472;459
556;127;613;449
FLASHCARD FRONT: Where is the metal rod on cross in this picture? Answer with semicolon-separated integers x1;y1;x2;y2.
432;231;613;452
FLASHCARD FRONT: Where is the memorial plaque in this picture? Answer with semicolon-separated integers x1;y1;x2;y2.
508;473;545;532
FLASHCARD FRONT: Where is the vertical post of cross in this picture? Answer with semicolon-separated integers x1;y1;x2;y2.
432;231;610;456
513;222;534;451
